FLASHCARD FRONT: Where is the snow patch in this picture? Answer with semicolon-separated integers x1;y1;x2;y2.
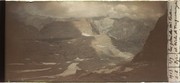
16;68;51;73
93;67;120;74
74;57;84;61
108;63;116;66
66;61;71;63
42;62;56;65
82;33;93;37
58;63;81;77
121;67;133;73
96;45;106;48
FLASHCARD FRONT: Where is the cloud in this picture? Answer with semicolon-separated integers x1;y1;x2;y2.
8;1;166;20
6;2;166;35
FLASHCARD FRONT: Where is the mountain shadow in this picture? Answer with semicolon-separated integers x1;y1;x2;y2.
129;13;168;81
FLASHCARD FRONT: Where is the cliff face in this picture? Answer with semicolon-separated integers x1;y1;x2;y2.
131;14;167;81
132;14;167;64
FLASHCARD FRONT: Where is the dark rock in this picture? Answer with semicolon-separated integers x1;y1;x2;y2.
110;17;153;55
130;13;168;81
40;21;82;39
6;13;39;40
132;14;167;64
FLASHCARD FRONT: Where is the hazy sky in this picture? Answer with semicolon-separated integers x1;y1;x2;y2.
6;1;167;31
7;1;166;19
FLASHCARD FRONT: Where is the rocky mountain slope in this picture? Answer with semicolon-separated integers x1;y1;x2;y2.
128;13;168;81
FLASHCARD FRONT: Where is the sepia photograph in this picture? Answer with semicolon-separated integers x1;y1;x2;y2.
5;1;168;81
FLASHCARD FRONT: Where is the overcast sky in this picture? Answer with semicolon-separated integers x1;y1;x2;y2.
7;1;166;19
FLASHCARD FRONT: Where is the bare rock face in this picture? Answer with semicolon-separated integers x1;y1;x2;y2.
40;21;82;39
109;17;153;55
130;14;167;81
132;14;167;64
6;13;40;40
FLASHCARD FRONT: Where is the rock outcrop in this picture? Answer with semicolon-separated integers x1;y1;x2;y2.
130;13;168;81
132;14;167;64
40;21;82;39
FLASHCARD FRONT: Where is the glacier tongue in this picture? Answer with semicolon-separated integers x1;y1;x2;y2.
91;34;134;61
73;18;134;62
